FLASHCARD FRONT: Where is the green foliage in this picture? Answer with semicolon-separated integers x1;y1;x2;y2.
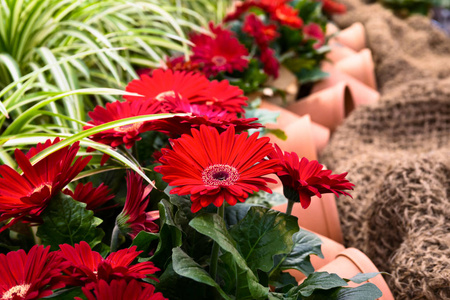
278;230;324;276
36;193;104;248
189;213;269;299
229;206;299;273
172;247;232;300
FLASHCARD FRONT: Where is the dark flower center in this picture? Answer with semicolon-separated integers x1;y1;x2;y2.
202;164;239;186
212;56;227;67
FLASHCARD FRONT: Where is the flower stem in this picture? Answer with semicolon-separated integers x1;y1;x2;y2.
286;200;294;215
209;204;224;281
110;224;120;252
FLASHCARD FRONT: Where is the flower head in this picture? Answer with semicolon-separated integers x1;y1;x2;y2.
190;23;249;77
77;279;167;300
0;138;90;231
303;23;325;49
59;241;159;289
272;4;303;29
260;47;280;78
125;69;210;103
243;14;279;47
0;245;67;300
197;79;248;113
320;0;347;14
269;144;354;208
84;100;162;149
155;125;279;213
151;95;261;137
116;172;159;238
63;182;115;211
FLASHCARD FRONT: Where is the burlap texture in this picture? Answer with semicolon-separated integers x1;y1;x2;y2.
320;76;450;298
332;1;450;93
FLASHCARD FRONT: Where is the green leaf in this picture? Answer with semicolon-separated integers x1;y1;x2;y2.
295;68;329;84
37;193;104;248
229;206;299;273
279;230;324;276
172;247;232;300
43;287;85;299
131;231;159;258
304;283;383;300
224;203;254;227
268;292;296;300
287;272;348;297
149;199;182;266
345;273;381;284
330;283;382;300
189;213;268;300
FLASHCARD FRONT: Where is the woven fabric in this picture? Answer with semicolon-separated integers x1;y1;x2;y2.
320;76;450;298
332;1;450;93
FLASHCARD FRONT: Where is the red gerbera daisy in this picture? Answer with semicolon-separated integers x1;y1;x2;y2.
77;279;167;300
0;138;90;231
197;79;248;114
59;241;159;289
116;172;159;238
164;56;203;74
303;23;325;49
260;47;280;78
125;69;210;103
151;95;261;137
0;245;67;300
269;144;354;209
63;182;115;211
243;14;279;47
190;23;249;77
84;100;162;149
320;0;347;14
154;125;279;213
272;4;303;29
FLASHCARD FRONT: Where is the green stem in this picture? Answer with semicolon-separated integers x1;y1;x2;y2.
286;200;294;215
110;224;120;252
209;204;225;281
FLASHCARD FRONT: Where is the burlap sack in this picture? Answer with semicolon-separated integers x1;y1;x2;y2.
320;77;450;298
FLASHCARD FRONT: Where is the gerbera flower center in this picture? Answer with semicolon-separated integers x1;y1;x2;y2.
114;122;143;133
155;90;179;101
2;284;31;300
211;56;227;67
202;164;239;186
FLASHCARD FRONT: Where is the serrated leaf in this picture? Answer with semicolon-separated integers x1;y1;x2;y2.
287;272;348;297
189;213;268;300
37;193;104;248
345;272;381;284
279;230;324;276
229;206;299;273
172;247;232;300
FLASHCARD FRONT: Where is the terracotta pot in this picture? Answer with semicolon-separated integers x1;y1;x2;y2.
310;122;330;154
272;186;344;244
326;43;357;63
335;49;377;90
317;248;395;299
312;63;380;107
286;82;354;132
330;22;366;52
259;101;318;160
